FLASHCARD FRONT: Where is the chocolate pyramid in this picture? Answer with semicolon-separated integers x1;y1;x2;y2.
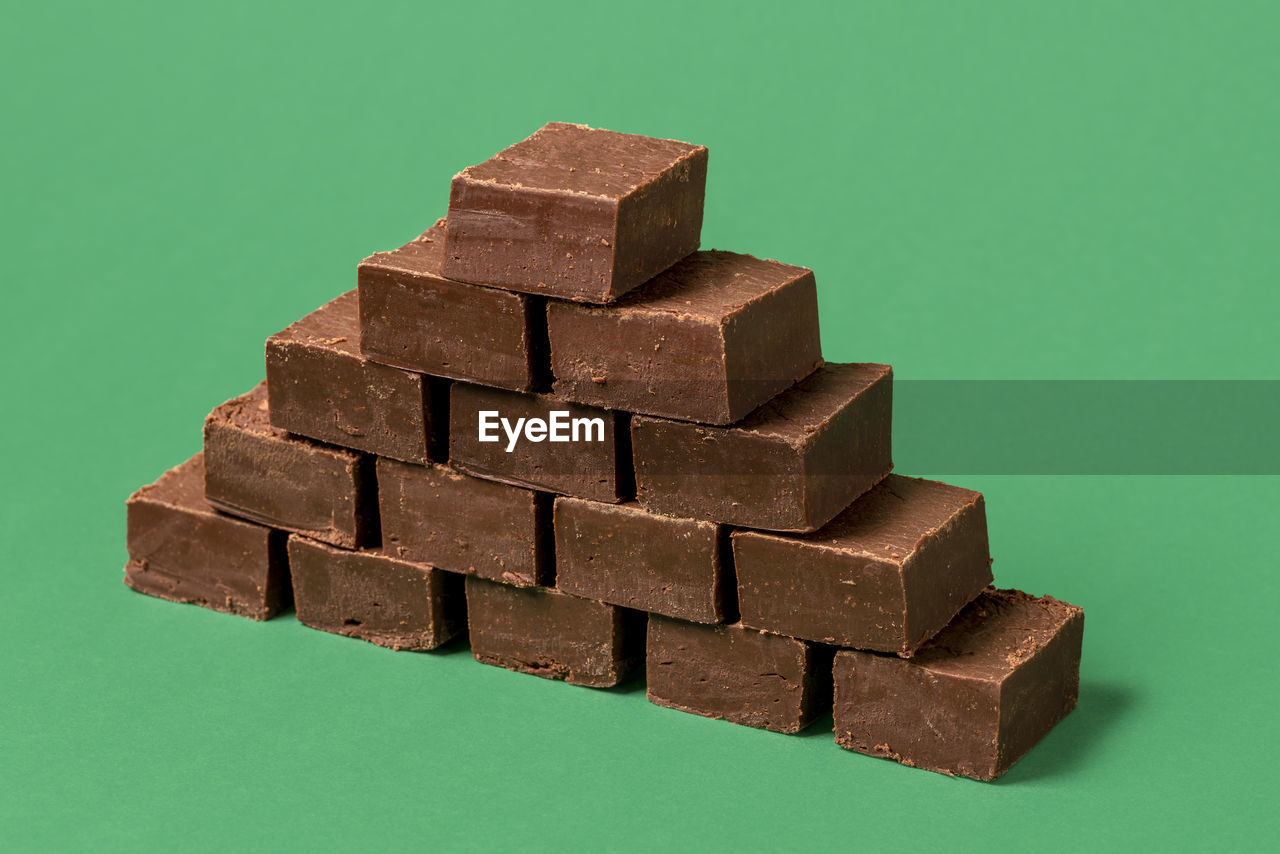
124;122;1083;780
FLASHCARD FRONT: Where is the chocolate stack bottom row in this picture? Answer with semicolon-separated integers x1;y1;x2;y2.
124;122;1083;781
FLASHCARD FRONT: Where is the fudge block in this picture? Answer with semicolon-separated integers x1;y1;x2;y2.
203;382;377;549
647;617;832;734
443;122;708;303
449;382;630;503
124;454;290;620
359;220;549;392
266;290;444;464
288;535;465;650
465;576;644;687
632;363;893;531
733;475;992;655
548;250;822;424
554;497;731;623
377;457;552;588
833;588;1085;781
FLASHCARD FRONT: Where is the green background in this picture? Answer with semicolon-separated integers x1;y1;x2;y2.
3;1;1276;850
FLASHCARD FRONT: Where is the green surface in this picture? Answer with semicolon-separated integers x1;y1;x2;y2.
3;1;1276;850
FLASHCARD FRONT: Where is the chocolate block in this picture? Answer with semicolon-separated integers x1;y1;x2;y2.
547;250;823;424
287;535;465;650
632;363;893;531
359;220;549;392
834;588;1084;780
647;617;832;734
443;122;708;303
554;497;731;623
377;457;551;587
266;290;443;464
203;383;377;549
449;382;629;503
465;576;644;687
124;454;290;620
732;475;992;655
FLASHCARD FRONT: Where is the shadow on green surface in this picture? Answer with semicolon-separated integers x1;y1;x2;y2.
996;681;1136;785
797;711;836;740
600;664;648;696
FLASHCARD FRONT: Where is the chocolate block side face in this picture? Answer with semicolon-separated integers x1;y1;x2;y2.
834;649;1002;779
900;495;994;651
124;454;290;621
202;383;377;549
266;290;433;464
733;475;992;654
611;147;707;295
547;304;729;422
996;606;1084;775
732;530;909;651
445;177;618;302
720;265;823;421
443;122;707;302
377;458;549;587
631;363;893;531
287;535;465;651
465;577;642;687
802;364;894;528
554;497;727;623
647;618;826;734
833;589;1085;780
358;222;542;391
449;383;627;502
632;418;809;529
547;251;822;424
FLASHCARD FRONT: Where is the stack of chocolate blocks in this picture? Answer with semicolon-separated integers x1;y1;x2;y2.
124;123;1084;781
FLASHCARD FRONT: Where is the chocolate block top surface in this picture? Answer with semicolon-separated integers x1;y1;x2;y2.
460;122;706;200
787;475;984;559
911;588;1084;681
711;362;892;443
129;452;213;513
206;381;282;437
269;289;361;355
359;219;448;278
630;362;892;442
607;250;813;320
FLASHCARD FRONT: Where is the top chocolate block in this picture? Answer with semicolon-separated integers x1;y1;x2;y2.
443;122;708;303
547;250;823;424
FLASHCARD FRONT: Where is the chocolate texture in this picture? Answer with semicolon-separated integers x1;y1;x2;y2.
203;382;377;549
554;497;731;623
547;250;823;424
124;454;290;620
833;587;1084;780
443;122;708;303
733;475;992;655
266;289;444;464
631;362;894;531
465;576;645;687
288;535;465;650
377;457;552;588
449;382;630;503
647;617;832;734
359;220;550;392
